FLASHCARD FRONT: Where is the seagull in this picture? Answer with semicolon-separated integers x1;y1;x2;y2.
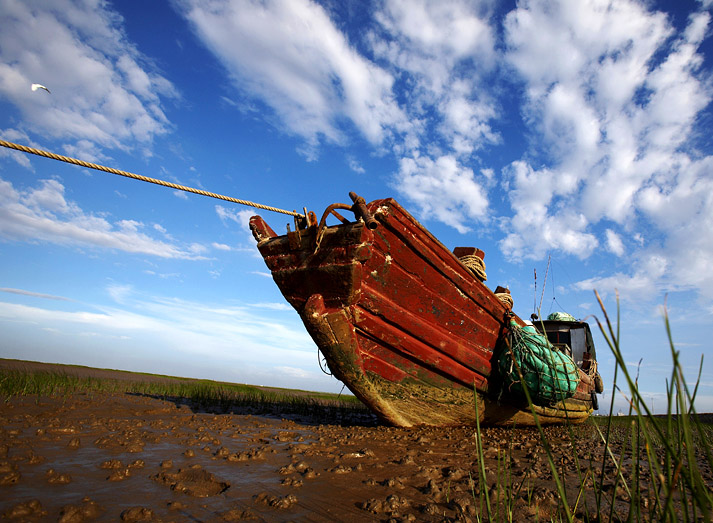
31;83;51;94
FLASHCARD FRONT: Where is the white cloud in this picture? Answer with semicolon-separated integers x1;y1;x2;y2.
500;161;598;260
0;0;177;153
211;242;232;251
275;366;312;379
0;293;316;366
370;0;500;223
347;156;365;174
372;0;496;101
605;229;625;257
0;287;70;301
500;0;713;303
0;287;343;390
0;176;206;259
107;283;134;304
395;154;489;233
0;129;34;169
250;302;292;311
170;0;713;307
178;0;407;158
575;252;669;301
178;0;500;232
215;205;253;228
214;204;263;253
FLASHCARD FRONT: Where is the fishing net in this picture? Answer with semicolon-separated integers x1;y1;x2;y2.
547;311;577;322
499;321;580;406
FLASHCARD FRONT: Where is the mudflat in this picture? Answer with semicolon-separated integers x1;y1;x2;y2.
0;360;710;521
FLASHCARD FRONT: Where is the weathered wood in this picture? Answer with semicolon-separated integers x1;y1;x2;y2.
252;198;600;426
453;247;484;259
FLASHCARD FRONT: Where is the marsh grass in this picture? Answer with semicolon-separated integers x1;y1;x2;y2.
0;368;368;419
468;293;713;522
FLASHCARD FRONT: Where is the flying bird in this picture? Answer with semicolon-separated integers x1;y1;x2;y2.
31;83;51;94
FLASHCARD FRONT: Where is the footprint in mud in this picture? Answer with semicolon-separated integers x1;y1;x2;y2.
360;494;411;516
2;499;47;520
281;477;304;487
254;492;298;509
0;461;20;485
153;464;229;497
45;468;72;484
107;468;132;481
58;498;104;523
273;431;301;442
120;507;159;521
100;459;123;469
219;507;258;521
225;447;266;462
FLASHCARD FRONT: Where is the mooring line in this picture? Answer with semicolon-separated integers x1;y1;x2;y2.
0;139;303;218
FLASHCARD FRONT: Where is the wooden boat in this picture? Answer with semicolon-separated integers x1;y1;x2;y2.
250;193;602;427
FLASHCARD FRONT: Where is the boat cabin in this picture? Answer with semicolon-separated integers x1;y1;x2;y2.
535;319;597;370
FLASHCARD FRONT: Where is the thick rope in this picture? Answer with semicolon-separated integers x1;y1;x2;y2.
495;292;514;309
459;254;487;281
0;139;302;218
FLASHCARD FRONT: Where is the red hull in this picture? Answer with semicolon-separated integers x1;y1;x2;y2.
251;197;596;426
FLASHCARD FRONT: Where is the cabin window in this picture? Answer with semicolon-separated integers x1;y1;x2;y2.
569;328;586;367
546;330;571;350
545;326;587;367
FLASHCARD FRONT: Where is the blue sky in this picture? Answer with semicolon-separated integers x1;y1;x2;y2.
1;0;712;415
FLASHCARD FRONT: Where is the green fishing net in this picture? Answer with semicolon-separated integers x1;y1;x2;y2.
499;321;580;406
547;311;577;322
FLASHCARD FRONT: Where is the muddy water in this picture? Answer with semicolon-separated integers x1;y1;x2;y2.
2;389;709;521
0;393;368;521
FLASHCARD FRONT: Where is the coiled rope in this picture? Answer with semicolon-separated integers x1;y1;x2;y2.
458;254;487;281
495;292;514;309
0;139;303;218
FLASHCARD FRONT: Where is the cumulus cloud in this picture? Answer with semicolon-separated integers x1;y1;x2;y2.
177;0;498;231
501;0;713;301
370;0;499;227
500;161;598;259
371;0;499;151
0;0;177;153
395;154;489;233
575;252;669;302
0;176;206;259
171;0;713;305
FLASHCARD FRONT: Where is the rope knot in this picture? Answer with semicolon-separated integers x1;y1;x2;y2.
458;254;487;281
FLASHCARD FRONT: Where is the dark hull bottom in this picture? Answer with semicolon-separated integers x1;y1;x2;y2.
303;295;592;427
365;371;592;427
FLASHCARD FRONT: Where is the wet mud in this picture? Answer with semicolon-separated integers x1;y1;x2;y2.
1;366;711;521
